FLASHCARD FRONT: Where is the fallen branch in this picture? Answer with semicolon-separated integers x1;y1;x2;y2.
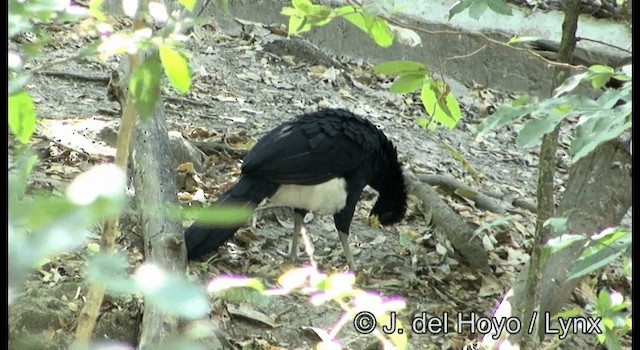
416;174;537;214
404;171;491;272
415;174;507;214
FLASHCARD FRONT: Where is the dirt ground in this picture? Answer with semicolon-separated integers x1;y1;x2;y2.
8;9;631;350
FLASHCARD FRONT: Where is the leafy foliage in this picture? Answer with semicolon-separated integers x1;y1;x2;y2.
282;1;460;131
568;228;631;281
449;0;512;20
86;256;211;320
9;162;127;303
373;61;461;130
7;0;207;345
593;289;632;349
476;66;631;163
282;1;395;48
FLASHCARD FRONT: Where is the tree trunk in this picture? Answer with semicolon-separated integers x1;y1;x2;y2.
131;96;188;348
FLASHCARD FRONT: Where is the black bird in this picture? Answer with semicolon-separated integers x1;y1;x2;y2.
185;108;407;270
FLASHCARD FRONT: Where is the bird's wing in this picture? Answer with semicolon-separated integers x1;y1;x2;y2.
242;111;379;185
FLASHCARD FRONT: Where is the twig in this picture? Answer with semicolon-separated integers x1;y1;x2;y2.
28;51;88;74
576;36;632;54
444;44;488;63
36;70;110;83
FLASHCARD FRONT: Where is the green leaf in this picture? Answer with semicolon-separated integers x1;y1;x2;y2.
570;104;631;163
8;91;37;143
9;209;91;287
474;102;534;138
177;205;254;227
286;13;307;34
373;60;427;76
441;87;462;127
8;151;38;206
66;164;126;208
468;0;488;19
420;82;461;129
86;253;136;294
543;217;569;234
281;6;299;16
334;5;358;16
339;8;367;31
553;72;587;97
389;74;425;94
568;229;631;280
589;64;614;74
177;0;196;11
486;0;513;15
142;273;210;320
586;66;615;90
88;256;211;319
9;75;30;96
448;0;473;19
283;2;334;35
159;44;191;94
546;234;585;255
516;112;564;147
341;11;394;48
305;3;332;19
570;249;625;281
129;58;163;120
368;17;394;47
14;195;78;231
89;0;106;15
292;0;315;12
416;118;430;130
507;36;540;45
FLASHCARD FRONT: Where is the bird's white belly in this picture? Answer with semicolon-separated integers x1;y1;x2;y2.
270;178;348;214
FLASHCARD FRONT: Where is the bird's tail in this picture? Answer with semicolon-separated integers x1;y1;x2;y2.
185;176;278;260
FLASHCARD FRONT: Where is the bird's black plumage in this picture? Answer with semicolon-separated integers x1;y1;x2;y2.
185;108;407;269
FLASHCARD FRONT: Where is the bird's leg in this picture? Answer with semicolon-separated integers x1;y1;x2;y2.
290;209;305;262
339;231;357;272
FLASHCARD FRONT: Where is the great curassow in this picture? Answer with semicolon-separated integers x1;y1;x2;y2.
185;108;407;271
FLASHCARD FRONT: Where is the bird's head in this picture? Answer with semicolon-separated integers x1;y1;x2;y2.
368;193;407;228
368;137;407;228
